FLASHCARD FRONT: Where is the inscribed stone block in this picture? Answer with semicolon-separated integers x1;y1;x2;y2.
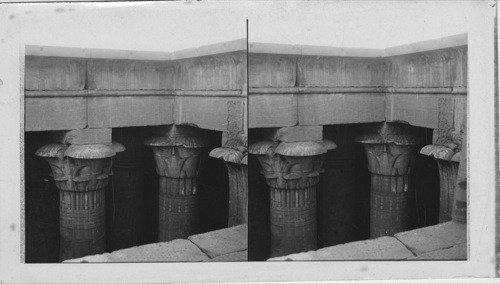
88;96;174;128
298;93;385;126
25;97;87;131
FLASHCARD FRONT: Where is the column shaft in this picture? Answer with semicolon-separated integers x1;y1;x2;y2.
436;160;459;222
452;127;467;223
210;147;248;227
420;144;462;223
59;187;106;260
227;163;249;226
370;174;412;237
270;185;317;257
158;177;198;241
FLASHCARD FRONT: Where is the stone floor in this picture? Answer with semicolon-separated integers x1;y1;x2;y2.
269;221;466;261
64;221;465;262
64;224;248;262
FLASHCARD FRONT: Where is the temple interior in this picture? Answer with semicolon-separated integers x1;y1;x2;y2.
247;5;469;259
24;40;248;262
21;2;474;264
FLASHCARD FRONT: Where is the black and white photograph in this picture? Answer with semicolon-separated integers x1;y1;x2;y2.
0;0;498;283
8;1;248;264
247;3;469;261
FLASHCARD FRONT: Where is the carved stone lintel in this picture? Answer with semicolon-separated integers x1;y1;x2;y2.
209;146;248;227
356;122;419;238
420;144;461;223
144;125;208;242
35;142;125;261
249;139;336;258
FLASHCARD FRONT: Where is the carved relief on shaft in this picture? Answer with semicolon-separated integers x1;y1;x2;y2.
35;142;124;261
144;125;208;242
249;140;336;258
356;122;419;238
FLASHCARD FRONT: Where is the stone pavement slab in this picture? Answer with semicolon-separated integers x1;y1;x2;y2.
394;225;458;255
407;242;467;260
420;221;467;245
269;236;414;261
188;224;248;258
395;221;466;257
269;221;467;261
64;239;209;263
205;250;248;262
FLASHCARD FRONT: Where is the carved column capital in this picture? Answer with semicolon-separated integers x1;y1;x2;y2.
35;142;125;261
249;139;336;257
249;140;336;190
356;122;419;238
144;125;209;242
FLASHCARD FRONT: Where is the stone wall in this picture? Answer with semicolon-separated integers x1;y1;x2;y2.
25;49;247;135
248;45;467;130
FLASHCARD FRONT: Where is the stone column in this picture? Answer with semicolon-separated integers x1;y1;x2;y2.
35;141;124;261
249;139;336;258
355;122;419;238
209;143;248;226
144;125;208;242
420;145;461;223
452;126;467;223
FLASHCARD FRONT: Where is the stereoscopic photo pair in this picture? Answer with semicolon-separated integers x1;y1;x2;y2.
11;3;495;281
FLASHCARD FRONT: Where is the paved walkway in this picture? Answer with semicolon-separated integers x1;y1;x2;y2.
65;221;465;262
65;224;248;262
269;221;466;261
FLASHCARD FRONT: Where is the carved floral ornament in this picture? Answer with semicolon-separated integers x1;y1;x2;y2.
249;139;336;189
144;126;210;179
421;112;464;162
35;142;125;191
420;145;461;162
209;137;248;165
355;122;420;177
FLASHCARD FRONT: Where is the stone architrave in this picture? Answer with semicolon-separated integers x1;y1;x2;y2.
420;145;461;223
249;139;336;258
144;125;209;242
35;142;125;261
209;140;248;227
356;122;419;238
